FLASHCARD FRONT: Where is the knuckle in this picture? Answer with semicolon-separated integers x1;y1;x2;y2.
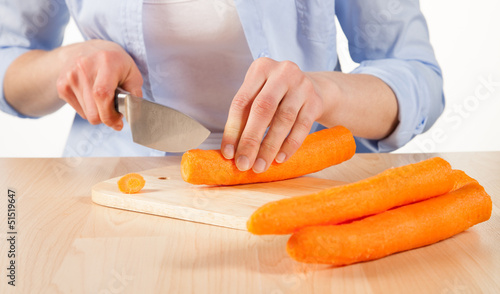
239;134;261;149
95;50;116;64
280;60;300;74
56;77;70;96
251;57;274;73
281;60;299;70
75;56;90;70
224;125;241;138
276;106;297;125
65;68;78;84
253;97;276;117
260;140;280;154
255;57;273;66
277;60;302;82
92;86;113;101
231;94;251;111
295;117;313;132
284;135;302;150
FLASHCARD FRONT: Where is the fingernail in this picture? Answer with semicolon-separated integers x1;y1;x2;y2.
236;155;250;171
223;144;235;159
275;152;286;163
253;158;267;173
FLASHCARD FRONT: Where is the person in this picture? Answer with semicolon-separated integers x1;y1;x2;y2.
0;0;444;173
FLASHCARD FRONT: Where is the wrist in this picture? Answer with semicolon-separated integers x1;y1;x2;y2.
305;71;344;127
304;71;399;140
56;42;85;66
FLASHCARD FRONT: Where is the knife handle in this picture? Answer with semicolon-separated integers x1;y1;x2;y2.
114;87;129;115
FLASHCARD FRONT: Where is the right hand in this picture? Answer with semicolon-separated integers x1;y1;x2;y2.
56;39;143;131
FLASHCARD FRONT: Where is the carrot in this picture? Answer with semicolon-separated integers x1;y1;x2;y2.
181;126;356;186
117;173;146;194
247;157;455;235
286;182;492;265
451;169;478;191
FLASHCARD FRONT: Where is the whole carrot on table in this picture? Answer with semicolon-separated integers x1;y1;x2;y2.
247;157;455;235
181;126;356;186
451;169;479;191
286;182;492;265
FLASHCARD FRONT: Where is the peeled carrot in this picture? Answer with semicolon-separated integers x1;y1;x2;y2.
181;126;356;186
117;173;146;194
247;157;455;235
451;169;478;191
286;182;492;265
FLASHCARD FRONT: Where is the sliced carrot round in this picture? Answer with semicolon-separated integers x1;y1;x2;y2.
117;173;146;194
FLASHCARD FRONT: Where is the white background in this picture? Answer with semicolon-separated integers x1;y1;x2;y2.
0;0;499;157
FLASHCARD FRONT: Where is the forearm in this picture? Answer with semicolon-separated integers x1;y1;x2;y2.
308;71;399;140
4;47;69;117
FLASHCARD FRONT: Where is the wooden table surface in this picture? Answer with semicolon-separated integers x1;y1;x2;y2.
0;152;499;293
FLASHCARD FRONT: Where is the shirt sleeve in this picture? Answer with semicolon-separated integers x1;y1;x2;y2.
335;0;445;152
0;0;70;118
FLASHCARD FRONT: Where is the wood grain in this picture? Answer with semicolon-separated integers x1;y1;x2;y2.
0;153;499;294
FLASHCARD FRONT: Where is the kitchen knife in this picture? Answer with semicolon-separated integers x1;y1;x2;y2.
114;87;210;153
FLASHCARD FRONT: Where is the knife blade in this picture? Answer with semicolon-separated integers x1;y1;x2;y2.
114;88;211;153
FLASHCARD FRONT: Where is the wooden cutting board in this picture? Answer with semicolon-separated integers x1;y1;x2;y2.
91;164;344;230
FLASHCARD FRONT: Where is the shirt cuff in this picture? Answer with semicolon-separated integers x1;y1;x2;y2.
350;59;441;152
0;47;37;119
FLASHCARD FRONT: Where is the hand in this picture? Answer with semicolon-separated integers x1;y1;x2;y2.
56;39;143;130
221;57;323;173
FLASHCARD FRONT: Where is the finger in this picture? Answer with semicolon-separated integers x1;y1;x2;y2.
63;90;86;119
278;101;319;164
120;63;144;98
76;57;101;126
56;71;86;119
221;58;272;160
234;74;288;171
93;66;123;131
94;50;144;130
221;90;256;160
252;91;304;173
67;66;90;120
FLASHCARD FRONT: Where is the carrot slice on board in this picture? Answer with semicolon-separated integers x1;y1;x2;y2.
181;126;356;186
117;173;146;194
286;182;492;265
247;157;455;235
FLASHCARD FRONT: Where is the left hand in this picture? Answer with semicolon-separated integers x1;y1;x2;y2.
221;57;323;173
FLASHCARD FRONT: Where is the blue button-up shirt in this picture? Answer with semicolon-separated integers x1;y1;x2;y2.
0;0;444;156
